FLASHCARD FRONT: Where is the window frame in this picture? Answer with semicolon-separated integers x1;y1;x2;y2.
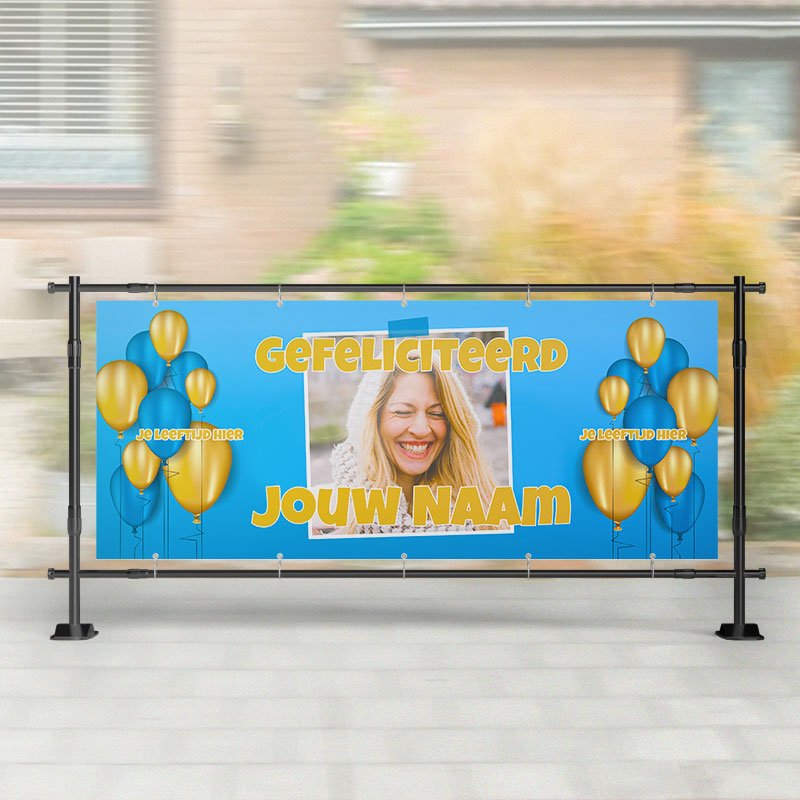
0;0;161;211
688;40;800;168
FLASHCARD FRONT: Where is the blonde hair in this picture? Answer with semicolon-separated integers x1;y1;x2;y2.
354;362;497;530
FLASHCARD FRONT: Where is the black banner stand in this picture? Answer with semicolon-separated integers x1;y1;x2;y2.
46;277;766;641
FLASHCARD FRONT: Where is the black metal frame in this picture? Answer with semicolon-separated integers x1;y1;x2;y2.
47;277;766;640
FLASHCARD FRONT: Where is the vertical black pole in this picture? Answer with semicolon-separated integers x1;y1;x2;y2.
51;276;98;640
716;276;762;640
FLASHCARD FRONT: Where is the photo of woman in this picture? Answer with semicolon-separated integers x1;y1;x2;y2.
306;331;511;537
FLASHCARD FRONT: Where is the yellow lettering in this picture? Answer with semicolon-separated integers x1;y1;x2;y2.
457;337;484;373
412;485;452;526
432;338;459;371
316;487;350;527
484;337;512;372
334;338;360;373
361;337;382;372
395;338;420;373
522;485;571;526
540;338;568;372
351;486;402;526
281;487;316;524
485;486;522;526
512;337;540;372
310;337;335;372
285;338;312;372
251;485;281;528
418;338;434;372
450;486;488;527
255;337;285;373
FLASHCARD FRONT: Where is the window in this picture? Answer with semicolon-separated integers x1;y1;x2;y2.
696;57;797;218
0;0;156;206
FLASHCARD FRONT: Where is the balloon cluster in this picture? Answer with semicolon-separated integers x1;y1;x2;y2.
97;310;233;539
583;317;718;536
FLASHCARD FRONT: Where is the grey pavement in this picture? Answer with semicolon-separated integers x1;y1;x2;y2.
0;576;798;799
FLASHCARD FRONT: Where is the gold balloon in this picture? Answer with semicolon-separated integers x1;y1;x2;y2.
654;446;693;502
667;367;718;446
598;375;629;420
185;368;216;411
626;317;665;373
583;439;649;531
122;439;161;494
96;360;148;438
166;421;232;523
149;310;188;366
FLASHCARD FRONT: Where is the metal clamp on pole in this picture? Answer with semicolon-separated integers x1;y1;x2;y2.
67;339;81;370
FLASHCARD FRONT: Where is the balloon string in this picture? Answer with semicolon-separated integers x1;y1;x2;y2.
611;425;615;558
162;459;180;558
646;471;651;557
611;528;636;559
609;423;636;559
200;409;204;559
692;448;698;559
134;491;154;559
648;471;652;557
632;471;651;560
161;467;166;558
116;438;123;558
179;411;202;559
644;472;653;556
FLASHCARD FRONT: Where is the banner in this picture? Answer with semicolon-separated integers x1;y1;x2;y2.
96;300;718;560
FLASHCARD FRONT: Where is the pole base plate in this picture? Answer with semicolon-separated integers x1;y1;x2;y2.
50;623;99;641
715;623;763;641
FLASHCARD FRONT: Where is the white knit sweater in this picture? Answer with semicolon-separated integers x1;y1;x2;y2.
330;440;475;535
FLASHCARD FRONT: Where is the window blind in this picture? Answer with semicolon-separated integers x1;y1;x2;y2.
0;0;155;191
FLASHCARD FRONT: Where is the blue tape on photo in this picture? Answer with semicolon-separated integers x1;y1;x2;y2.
388;316;430;338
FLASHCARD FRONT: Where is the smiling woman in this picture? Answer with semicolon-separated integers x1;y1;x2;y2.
309;345;500;537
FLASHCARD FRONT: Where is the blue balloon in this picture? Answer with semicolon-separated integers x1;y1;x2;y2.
110;465;159;528
137;388;192;460
622;395;677;466
607;358;645;401
125;331;167;391
656;473;705;534
648;338;689;397
169;351;208;397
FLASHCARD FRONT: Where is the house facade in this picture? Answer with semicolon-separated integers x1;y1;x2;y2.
1;2;797;339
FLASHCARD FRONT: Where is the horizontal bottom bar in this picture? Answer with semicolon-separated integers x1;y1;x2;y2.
48;568;766;580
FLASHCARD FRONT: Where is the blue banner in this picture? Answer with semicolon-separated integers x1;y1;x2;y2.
96;300;718;560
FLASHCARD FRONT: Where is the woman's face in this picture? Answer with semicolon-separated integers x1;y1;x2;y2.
379;372;448;479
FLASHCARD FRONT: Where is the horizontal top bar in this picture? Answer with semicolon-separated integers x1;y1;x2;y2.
47;281;767;295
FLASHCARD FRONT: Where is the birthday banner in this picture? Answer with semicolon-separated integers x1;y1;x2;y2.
95;300;718;560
